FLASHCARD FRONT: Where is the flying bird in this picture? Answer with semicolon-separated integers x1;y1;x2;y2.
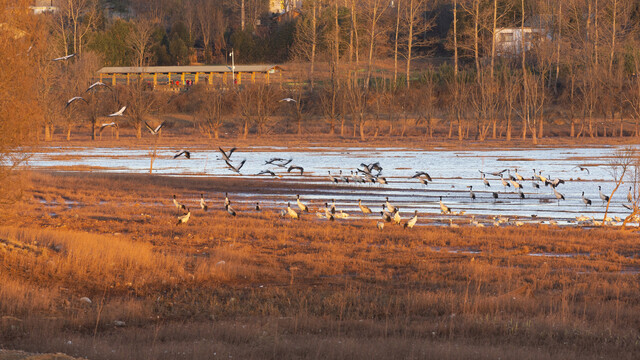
218;147;236;162
65;96;88;107
98;122;117;133
145;121;165;135
574;165;590;175
85;81;112;92
288;165;304;175
108;106;127;117
257;170;277;176
225;159;246;174
411;171;432;182
173;150;191;159
279;98;297;103
52;53;76;61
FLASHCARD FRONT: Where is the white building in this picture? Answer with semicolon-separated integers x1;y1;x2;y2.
30;0;58;14
494;27;548;56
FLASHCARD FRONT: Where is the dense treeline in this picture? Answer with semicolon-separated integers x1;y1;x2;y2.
6;0;640;145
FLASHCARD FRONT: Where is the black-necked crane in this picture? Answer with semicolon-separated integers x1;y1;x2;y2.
172;195;182;210
574;165;590;175
218;147;236;162
257;170;276;176
507;170;517;181
377;177;388;185
381;206;392;222
288;165;304;175
144;121;164;135
385;197;396;213
627;186;633;203
492;192;499;200
176;207;191;225
404;211;418;229
330;199;336;214
224;192;230;207
358;200;372;214
582;192;592;206
419;178;429;186
296;195;309;212
553;187;565;205
623;203;633;210
225;159;246;174
393;208;402;225
66;96;88;107
534;169;548;184
482;173;490;188
200;194;208;211
274;158;293;168
377;221;385;230
448;218;459;228
52;53;76;61
598;186;610;205
468;186;476;200
514;168;524;181
85;81;112;92
225;203;237;217
286;203;299;220
265;157;286;165
108;106;127;117
174;150;191;159
549;178;565;188
411;171;432;182
99;122;117;134
531;177;540;190
328;171;339;183
518;190;525;199
500;175;510;192
510;179;523;190
339;170;349;183
439;196;451;214
255;202;261;211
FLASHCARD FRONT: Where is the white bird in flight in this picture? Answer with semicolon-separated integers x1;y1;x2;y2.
52;53;76;61
85;81;112;92
145;121;165;135
66;96;88;107
107;106;126;117
279;98;296;103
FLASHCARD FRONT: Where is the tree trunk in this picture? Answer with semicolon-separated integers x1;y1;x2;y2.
44;123;52;141
243;120;248;139
66;125;72;141
214;129;219;139
393;0;401;87
453;0;458;78
490;0;497;80
360;120;366;140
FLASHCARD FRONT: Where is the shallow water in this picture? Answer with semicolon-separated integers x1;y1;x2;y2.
26;145;640;225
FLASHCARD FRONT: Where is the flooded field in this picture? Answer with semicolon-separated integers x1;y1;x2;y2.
27;145;639;225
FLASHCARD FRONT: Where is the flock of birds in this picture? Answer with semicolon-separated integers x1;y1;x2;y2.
165;147;638;229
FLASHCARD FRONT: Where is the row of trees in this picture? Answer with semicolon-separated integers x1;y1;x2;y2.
8;0;640;146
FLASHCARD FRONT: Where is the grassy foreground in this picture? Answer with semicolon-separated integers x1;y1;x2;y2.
1;171;640;359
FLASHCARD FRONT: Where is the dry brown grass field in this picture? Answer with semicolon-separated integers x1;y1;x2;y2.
2;171;640;359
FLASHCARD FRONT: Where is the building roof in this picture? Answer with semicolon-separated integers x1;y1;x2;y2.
97;65;284;74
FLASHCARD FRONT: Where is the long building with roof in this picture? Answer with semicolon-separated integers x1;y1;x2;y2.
97;65;284;88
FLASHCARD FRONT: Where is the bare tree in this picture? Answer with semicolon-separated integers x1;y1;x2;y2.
363;0;387;88
195;89;228;139
123;82;159;139
58;0;99;55
604;147;636;225
127;17;158;68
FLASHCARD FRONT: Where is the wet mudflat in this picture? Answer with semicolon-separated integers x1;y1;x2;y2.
27;144;639;225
